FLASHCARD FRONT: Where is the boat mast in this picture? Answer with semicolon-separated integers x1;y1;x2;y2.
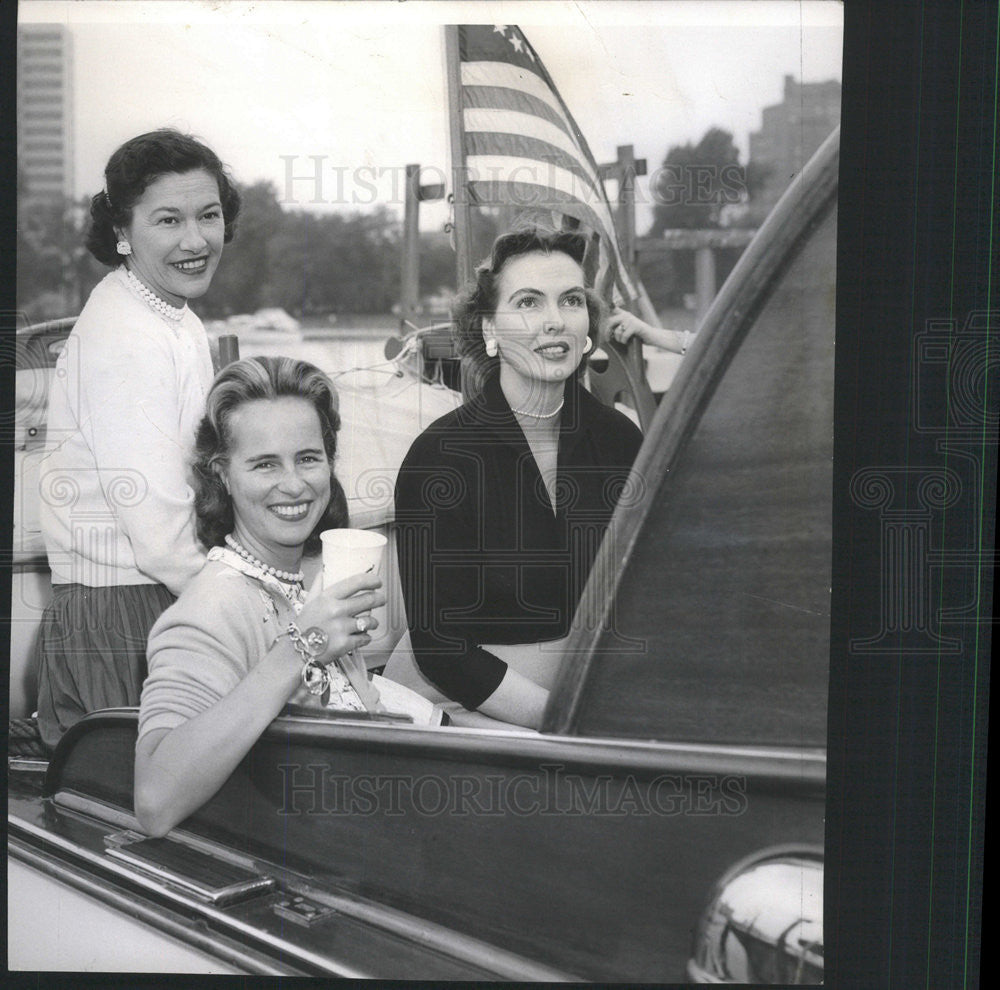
443;25;474;290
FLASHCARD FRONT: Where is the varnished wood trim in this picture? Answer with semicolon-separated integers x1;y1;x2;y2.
46;709;825;799
265;716;826;788
544;127;841;735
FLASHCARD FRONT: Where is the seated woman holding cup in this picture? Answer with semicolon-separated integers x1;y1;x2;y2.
135;356;393;837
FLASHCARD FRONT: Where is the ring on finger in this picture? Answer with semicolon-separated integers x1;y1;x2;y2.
354;615;369;634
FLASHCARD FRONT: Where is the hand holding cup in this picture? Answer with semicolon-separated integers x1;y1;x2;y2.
296;571;386;662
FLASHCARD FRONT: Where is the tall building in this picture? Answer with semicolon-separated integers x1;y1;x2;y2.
748;74;840;221
17;24;74;203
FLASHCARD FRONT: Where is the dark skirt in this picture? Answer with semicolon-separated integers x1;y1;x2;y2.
35;583;176;751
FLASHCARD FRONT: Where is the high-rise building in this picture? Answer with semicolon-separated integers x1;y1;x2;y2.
17;24;74;203
748;74;840;222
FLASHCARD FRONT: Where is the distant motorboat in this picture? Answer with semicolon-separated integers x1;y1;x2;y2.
207;308;304;344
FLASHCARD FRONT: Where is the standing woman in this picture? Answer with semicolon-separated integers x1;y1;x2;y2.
391;228;644;729
35;129;241;750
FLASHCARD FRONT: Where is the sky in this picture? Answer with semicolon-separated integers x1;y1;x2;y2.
20;0;843;233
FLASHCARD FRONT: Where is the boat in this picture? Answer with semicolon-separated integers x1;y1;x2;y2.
205;307;305;346
8;19;839;977
8;124;838;979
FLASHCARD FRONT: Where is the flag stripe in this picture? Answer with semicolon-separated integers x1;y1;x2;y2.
464;121;604;198
465;169;619;252
467;178;613;235
463;85;573;141
456;27;638;304
461;62;570;123
466;154;614;221
463;107;601;190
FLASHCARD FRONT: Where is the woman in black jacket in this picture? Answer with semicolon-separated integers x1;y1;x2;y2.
391;228;643;728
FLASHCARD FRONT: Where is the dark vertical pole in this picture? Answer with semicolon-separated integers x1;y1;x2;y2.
601;146;657;324
694;245;717;320
444;24;477;399
615;144;638;270
218;334;240;367
444;25;473;289
401;163;421;329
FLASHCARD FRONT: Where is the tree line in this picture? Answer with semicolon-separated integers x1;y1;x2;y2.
17;127;762;324
640;127;767;310
16;179;459;325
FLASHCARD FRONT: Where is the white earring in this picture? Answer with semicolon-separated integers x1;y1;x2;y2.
583;337;594;354
485;337;498;358
116;240;132;256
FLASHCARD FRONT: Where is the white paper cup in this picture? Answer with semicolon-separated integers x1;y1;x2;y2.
320;528;387;589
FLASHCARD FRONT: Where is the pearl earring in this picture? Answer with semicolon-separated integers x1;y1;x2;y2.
485;337;498;358
116;240;132;256
583;337;594;355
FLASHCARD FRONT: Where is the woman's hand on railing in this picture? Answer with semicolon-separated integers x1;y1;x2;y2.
608;307;688;355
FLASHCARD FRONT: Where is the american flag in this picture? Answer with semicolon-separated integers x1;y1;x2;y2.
450;23;638;305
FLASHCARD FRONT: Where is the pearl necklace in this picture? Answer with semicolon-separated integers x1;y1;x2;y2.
225;534;305;585
125;267;186;323
509;398;564;419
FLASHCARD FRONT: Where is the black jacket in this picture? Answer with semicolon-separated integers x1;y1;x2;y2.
394;372;643;709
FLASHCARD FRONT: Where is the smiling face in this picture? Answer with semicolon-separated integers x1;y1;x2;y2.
221;397;332;571
119;169;225;307
484;250;592;396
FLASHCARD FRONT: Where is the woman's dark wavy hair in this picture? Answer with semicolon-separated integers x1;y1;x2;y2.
86;128;242;266
193;356;348;556
452;226;606;397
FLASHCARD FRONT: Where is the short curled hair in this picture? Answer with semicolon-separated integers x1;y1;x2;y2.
192;356;349;555
452;227;606;396
86;128;242;266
